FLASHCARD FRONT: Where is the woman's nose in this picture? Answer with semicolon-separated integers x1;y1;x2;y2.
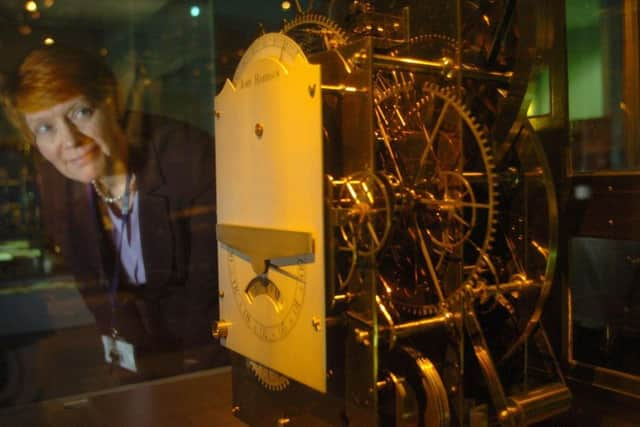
59;120;86;148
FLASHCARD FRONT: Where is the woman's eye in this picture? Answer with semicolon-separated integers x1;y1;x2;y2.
72;106;94;120
34;123;53;135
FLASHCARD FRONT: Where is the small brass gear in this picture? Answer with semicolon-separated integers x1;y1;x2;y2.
336;172;392;256
282;13;349;55
247;360;291;392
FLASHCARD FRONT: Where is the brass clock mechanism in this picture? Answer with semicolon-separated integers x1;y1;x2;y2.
214;1;569;426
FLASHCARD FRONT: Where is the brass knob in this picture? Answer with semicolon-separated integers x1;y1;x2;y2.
212;320;231;339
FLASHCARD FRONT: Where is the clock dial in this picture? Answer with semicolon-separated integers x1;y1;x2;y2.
215;32;326;392
228;253;306;342
234;32;306;82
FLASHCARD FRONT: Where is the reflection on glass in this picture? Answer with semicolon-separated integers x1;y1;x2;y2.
570;237;640;375
527;65;551;117
566;0;640;172
24;1;37;13
0;0;225;410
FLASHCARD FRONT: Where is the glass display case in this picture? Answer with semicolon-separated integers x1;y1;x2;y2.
0;0;639;426
565;0;640;403
0;0;226;411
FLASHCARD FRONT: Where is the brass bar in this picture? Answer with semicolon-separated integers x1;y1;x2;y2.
508;382;571;425
391;314;449;339
332;293;354;303
348;310;450;340
480;279;538;295
321;84;365;93
461;172;486;179
372;54;513;85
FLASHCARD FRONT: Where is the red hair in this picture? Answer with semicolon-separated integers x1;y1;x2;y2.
1;46;118;139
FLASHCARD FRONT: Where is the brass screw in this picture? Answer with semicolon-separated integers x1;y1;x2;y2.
354;328;370;346
255;123;264;138
231;406;240;415
351;49;368;66
311;317;321;331
277;418;291;426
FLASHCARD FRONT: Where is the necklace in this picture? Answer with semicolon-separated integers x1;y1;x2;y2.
91;175;135;204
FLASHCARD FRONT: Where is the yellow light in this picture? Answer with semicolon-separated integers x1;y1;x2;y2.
25;1;38;12
43;37;55;45
281;1;291;10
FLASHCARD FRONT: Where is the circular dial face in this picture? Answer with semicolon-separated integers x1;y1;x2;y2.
234;32;307;82
227;252;306;342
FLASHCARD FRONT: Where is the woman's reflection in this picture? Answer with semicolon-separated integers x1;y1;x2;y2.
1;45;227;383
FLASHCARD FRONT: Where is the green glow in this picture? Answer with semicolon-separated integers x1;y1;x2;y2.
527;66;551;117
566;0;605;120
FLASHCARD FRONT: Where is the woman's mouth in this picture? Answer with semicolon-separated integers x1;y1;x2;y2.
67;144;101;167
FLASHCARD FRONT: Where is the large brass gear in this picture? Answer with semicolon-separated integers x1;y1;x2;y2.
282;13;349;55
383;0;540;147
373;81;497;317
247;359;291;392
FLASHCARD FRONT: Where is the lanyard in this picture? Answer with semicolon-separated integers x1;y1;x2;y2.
107;174;132;339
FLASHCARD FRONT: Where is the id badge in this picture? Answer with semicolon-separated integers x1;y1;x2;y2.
102;334;138;372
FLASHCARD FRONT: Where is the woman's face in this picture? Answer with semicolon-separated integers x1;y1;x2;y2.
24;95;124;183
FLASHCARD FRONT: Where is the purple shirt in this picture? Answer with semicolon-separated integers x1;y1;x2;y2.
107;192;147;285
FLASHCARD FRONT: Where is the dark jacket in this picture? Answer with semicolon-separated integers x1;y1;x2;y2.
37;113;225;375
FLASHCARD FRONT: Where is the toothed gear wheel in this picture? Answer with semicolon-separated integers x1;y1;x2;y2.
374;79;419;151
393;33;461;84
282;13;349;55
247;360;291;392
374;81;497;316
374;34;463;144
336;172;392;256
406;33;459;53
